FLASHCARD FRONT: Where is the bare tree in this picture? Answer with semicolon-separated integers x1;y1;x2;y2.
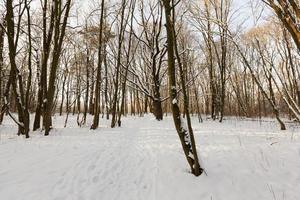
111;0;128;128
0;17;5;124
43;0;72;135
91;0;106;130
162;0;203;176
263;0;300;50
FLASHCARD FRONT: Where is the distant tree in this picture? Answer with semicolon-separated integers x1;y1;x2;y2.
129;1;167;121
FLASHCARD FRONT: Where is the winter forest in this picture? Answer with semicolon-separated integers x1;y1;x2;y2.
0;0;300;199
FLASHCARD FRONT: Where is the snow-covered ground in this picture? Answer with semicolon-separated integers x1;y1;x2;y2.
0;114;299;200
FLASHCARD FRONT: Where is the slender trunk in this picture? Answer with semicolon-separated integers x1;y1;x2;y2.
111;0;127;128
59;70;67;116
0;18;5;124
233;38;286;130
89;57;95;115
117;0;135;126
82;47;90;125
6;0;29;137
44;0;72;135
91;0;105;130
162;0;203;176
104;47;109;119
64;74;71;127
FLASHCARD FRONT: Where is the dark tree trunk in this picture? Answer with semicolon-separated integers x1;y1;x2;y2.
162;0;203;176
82;46;90;125
0;18;5;124
91;0;105;130
152;99;163;120
44;0;72;135
111;0;127;128
59;68;67;116
6;0;29;138
118;1;135;127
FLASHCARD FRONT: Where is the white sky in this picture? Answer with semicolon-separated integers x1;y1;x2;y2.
73;0;271;27
0;0;272;32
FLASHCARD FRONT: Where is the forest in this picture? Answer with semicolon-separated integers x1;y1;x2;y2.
0;0;300;199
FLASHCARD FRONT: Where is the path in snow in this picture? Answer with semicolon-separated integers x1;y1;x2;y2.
0;115;300;200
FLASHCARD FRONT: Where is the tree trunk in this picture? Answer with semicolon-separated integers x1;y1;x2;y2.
44;0;72;135
91;0;105;130
111;0;127;128
0;18;5;124
162;0;203;176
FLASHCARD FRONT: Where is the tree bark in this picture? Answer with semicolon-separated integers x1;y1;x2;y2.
162;0;203;176
44;0;72;135
91;0;105;130
111;0;127;128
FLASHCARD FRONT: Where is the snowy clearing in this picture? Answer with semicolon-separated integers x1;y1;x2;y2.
0;115;300;200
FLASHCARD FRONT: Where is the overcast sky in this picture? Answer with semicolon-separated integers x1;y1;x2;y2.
0;0;272;31
73;0;271;27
